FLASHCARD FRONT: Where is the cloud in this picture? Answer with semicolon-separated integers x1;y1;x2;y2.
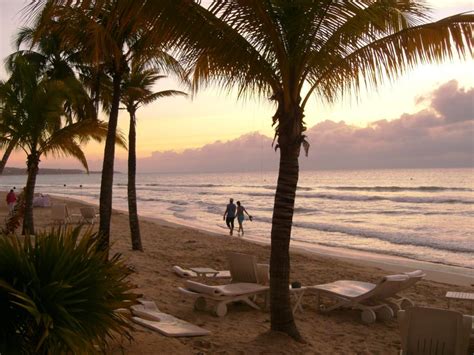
135;80;473;172
9;80;472;173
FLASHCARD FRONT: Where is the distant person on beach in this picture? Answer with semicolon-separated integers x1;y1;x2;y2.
223;198;236;236
236;201;252;236
6;189;17;215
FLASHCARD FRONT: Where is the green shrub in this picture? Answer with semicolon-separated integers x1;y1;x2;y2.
0;227;138;354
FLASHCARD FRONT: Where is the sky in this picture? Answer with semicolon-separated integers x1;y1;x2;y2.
1;0;473;172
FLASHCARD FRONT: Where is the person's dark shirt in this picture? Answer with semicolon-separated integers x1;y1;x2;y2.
226;203;236;218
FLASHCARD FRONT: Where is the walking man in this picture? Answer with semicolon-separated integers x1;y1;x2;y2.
223;198;236;236
6;189;17;215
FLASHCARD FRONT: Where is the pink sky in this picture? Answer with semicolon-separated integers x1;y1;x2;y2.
1;1;473;172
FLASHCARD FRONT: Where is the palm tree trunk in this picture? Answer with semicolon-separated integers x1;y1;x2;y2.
98;71;122;254
0;139;17;175
127;109;143;251
269;104;303;341
22;152;40;235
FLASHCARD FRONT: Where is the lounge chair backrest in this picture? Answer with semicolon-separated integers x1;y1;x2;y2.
227;252;260;284
51;204;68;222
363;274;409;301
398;307;472;355
373;271;425;299
402;270;425;289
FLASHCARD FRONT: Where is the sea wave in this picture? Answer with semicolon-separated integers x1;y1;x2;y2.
300;193;474;205
321;185;473;192
254;215;473;254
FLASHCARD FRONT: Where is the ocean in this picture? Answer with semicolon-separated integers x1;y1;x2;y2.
1;168;473;270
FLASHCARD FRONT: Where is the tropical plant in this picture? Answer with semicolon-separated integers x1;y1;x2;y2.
31;0;473;339
119;62;186;251
29;1;186;253
3;53;118;235
0;227;138;354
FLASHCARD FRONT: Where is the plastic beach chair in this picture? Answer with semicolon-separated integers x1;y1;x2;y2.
130;300;211;337
51;204;71;225
227;252;269;285
398;306;472;355
310;274;411;323
79;207;98;225
178;280;269;317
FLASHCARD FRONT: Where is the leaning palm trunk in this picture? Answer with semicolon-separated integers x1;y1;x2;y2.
22;153;40;235
127;110;143;251
0;139;17;175
98;72;122;254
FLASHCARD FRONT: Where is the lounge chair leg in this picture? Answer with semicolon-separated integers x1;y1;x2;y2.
242;297;261;310
194;297;207;311
375;304;394;321
361;309;376;324
385;300;401;316
400;298;414;310
214;302;227;317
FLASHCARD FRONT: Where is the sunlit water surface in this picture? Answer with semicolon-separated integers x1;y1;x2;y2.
1;168;473;269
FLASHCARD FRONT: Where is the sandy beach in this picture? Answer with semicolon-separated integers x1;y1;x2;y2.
1;194;473;354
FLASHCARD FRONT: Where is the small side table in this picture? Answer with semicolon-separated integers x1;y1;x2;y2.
446;291;474;313
290;286;307;314
189;267;219;278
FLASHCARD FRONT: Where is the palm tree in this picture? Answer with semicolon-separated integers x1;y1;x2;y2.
119;62;186;251
31;0;473;339
0;81;20;175
134;1;473;339
1;26;94;175
29;1;186;253
4;53;116;235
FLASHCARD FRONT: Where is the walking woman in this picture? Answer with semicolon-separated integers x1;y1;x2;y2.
236;201;252;236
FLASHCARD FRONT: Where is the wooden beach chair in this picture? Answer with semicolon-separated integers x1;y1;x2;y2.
178;280;269;317
398;307;472;355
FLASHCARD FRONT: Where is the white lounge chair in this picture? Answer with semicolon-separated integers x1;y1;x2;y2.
310;274;412;323
398;307;472;355
178;280;269;317
79;207;98;225
51;204;71;225
172;265;231;279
